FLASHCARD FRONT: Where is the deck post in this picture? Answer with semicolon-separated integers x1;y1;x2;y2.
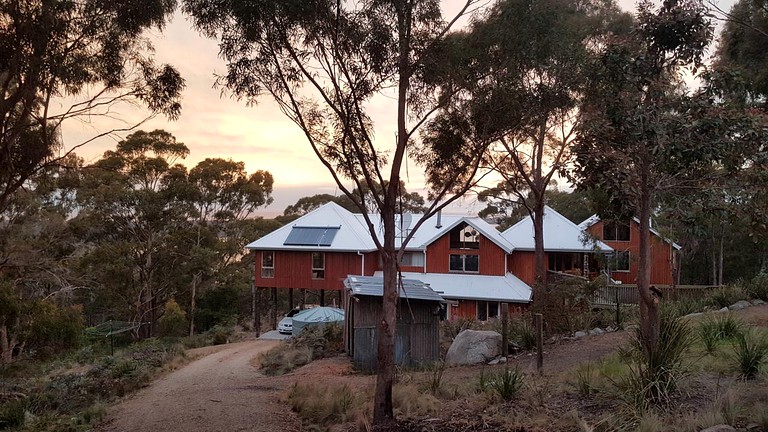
272;287;278;329
501;303;509;357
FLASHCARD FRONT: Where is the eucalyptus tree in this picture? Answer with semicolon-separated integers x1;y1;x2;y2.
0;0;184;214
422;0;628;305
572;0;767;357
183;0;493;421
74;130;190;338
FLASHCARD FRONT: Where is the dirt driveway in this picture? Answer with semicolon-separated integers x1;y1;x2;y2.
96;339;301;432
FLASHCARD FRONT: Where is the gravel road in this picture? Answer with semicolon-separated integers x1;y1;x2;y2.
96;340;301;432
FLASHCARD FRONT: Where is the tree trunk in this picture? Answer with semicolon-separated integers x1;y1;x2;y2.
637;169;659;357
189;273;199;336
532;198;546;309
373;208;397;424
718;232;724;286
0;322;11;365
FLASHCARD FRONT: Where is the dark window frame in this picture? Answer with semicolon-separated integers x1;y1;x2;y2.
311;252;325;279
449;254;479;273
603;222;631;242
262;251;275;278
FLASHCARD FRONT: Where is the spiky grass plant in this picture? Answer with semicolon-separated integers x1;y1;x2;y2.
732;330;768;380
489;366;525;401
697;314;745;355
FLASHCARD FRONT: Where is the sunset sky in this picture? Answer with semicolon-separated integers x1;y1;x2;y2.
60;0;733;217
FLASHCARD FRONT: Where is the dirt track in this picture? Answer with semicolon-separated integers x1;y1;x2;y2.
96;340;301;432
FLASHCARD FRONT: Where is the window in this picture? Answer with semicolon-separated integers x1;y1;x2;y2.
449;254;479;273
477;301;499;321
399;252;425;267
450;222;480;249
603;223;630;241
262;251;274;278
607;251;630;272
311;252;325;279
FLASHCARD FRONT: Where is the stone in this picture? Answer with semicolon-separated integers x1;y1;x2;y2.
574;331;588;338
488;358;500;365
498;356;507;363
683;312;703;319
589;328;605;336
728;300;751;311
699;425;736;432
717;307;729;313
446;330;502;366
751;299;765;306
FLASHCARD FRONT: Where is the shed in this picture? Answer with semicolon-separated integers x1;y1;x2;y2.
292;307;344;336
343;275;445;371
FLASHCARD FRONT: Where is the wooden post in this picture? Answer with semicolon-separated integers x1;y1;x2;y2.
320;289;325;306
272;288;278;329
254;287;261;336
501;303;509;357
535;313;543;373
300;289;306;308
289;288;294;309
615;285;621;328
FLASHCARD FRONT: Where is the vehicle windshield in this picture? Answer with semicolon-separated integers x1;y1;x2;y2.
286;308;301;318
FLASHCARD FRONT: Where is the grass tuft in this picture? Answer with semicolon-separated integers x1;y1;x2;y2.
488;366;525;401
731;329;768;380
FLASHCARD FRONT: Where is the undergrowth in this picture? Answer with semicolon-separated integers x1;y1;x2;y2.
260;323;343;376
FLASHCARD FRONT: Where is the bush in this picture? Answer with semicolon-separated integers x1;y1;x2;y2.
28;302;84;359
535;274;599;335
510;317;536;350
260;323;343;376
0;397;27;429
195;286;243;331
698;315;746;354
288;383;357;427
157;299;187;337
706;285;747;308
732;330;768;380
488;366;525;401
618;311;693;409
746;273;768;301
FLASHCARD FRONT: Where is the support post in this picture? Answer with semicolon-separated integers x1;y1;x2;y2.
254;288;261;336
272;288;278;330
289;288;294;309
535;313;543;373
320;289;325;306
615;285;621;328
501;303;509;357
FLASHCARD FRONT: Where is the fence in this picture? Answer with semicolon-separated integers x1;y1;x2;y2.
591;284;719;306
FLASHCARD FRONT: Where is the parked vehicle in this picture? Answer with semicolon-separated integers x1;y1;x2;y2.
277;308;302;334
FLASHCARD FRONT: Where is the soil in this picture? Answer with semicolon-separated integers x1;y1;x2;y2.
96;304;768;432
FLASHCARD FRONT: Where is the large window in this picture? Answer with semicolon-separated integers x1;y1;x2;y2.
607;251;630;272
603;222;630;241
261;251;274;278
311;252;325;279
450;223;480;249
399;252;425;267
548;253;580;272
449;254;479;273
477;301;499;321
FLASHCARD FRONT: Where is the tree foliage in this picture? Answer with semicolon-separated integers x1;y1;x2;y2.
0;0;184;214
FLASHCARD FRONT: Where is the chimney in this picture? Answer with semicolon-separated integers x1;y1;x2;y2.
436;210;442;228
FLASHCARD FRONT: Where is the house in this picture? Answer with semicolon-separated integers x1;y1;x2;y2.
344;275;444;370
245;202;532;321
578;215;682;285
500;206;613;287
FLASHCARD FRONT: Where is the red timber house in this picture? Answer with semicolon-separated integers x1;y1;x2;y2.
577;215;682;285
501;206;614;287
246;202;532;321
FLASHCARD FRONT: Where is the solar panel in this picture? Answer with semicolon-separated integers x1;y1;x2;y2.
284;226;340;246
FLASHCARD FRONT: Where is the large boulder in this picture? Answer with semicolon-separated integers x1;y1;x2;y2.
445;330;502;366
729;300;751;311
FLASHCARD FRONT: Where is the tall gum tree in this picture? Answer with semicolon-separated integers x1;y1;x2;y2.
183;0;494;422
423;0;629;306
572;0;767;357
0;0;184;214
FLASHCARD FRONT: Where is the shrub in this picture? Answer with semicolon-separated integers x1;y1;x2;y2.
207;324;233;345
732;330;768;380
706;285;747;308
393;384;439;417
0;397;27;429
288;383;357;427
28;302;84;359
489;366;525;401
618;311;693;409
442;317;477;340
426;361;446;395
698;315;746;354
746;273;768;301
573;362;597;396
260;345;313;376
260;323;344;376
157;299;188;337
510;318;536;350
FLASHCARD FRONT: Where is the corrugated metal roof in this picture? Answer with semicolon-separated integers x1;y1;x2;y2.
373;271;532;303
344;275;445;303
502;206;613;253
578;215;682;250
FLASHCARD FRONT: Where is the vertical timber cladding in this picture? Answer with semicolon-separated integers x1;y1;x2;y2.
426;231;506;275
507;251;538;287
351;296;441;371
256;251;365;291
587;220;675;285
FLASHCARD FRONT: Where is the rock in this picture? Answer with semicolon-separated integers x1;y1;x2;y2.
717;307;729;313
574;331;588;338
488;358;500;365
728;300;751;311
446;330;502;366
498;356;507;364
683;312;703;319
751;299;766;305
699;425;736;432
589;328;605;336
606;326;617;332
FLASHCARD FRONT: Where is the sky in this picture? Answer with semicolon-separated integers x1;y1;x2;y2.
59;0;734;218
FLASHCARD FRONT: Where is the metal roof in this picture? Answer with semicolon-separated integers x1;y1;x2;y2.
344;275;445;303
377;271;532;303
502;206;613;253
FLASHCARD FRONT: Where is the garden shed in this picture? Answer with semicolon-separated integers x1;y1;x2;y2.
343;275;445;371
